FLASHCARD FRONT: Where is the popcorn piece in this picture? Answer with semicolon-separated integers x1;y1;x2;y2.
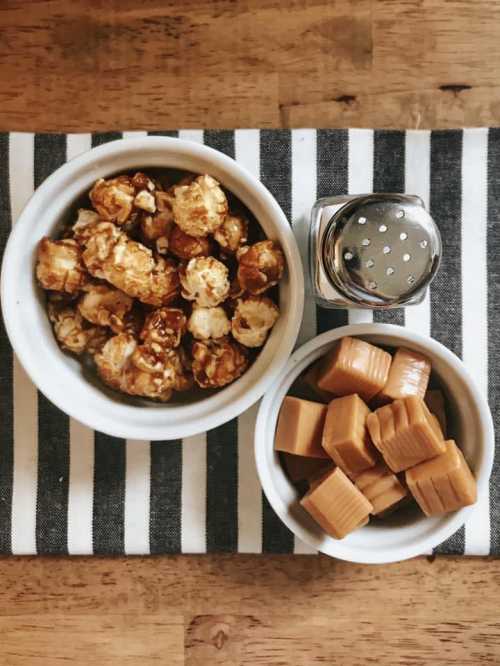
213;214;248;253
78;283;133;333
140;307;187;348
187;306;231;340
237;240;285;294
82;222;180;306
72;209;101;243
134;190;156;213
48;300;108;354
90;176;135;224
169;224;212;260
36;238;88;294
172;174;228;237
180;257;230;307
231;295;279;348
191;338;248;388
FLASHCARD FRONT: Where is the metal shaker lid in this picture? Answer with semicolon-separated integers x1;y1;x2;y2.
321;194;441;308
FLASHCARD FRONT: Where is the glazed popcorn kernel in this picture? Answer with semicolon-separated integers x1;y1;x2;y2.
231;295;279;348
187;306;231;341
36;238;88;294
237;240;285;295
172;174;228;237
180;256;230;307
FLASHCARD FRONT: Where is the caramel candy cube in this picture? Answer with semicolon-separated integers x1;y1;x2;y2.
377;347;431;403
317;336;392;402
322;394;377;478
425;389;447;436
301;467;373;539
367;396;446;472
355;463;408;515
406;440;477;516
275;396;329;458
301;362;335;403
281;453;332;483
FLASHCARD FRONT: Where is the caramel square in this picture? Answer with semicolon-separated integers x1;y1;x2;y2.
281;453;332;483
367;396;446;472
301;467;372;539
354;463;408;515
377;347;431;403
424;389;447;436
322;394;377;478
406;440;477;516
274;396;329;458
317;336;392;402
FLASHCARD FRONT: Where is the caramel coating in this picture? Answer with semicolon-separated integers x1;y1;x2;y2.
90;176;136;224
48;300;108;354
36;238;88;294
187;306;231;341
213;214;248;253
172;175;228;237
191;337;248;388
169;224;212;260
78;283;133;333
237;240;285;294
231;295;279;348
140;307;187;349
82;222;179;306
180;256;230;307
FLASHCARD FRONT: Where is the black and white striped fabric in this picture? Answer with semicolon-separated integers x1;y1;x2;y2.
0;129;498;556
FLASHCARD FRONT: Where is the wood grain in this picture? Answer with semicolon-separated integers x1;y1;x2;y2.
1;0;500;130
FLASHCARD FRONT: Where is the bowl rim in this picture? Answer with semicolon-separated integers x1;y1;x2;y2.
254;323;495;564
1;137;305;439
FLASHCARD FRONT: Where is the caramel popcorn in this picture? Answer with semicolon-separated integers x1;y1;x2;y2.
140;307;187;348
36;238;88;294
72;209;101;243
191;338;248;388
213;214;248;253
237;240;285;294
82;222;179;306
78;283;133;333
90;176;136;224
48;300;108;354
169;224;212;260
180;256;229;307
187;306;231;341
231;295;279;348
172;175;228;237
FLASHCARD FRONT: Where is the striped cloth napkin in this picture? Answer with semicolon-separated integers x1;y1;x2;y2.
0;129;497;556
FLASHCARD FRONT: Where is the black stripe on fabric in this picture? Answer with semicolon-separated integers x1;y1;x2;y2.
0;133;13;554
149;440;182;554
93;433;126;555
202;130;240;553
260;129;294;553
147;131;179;137
373;130;405;326
316;129;349;333
487;128;500;554
430;129;465;556
91;132;122;148
34;133;70;555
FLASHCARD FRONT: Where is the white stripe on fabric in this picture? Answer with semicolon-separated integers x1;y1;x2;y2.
178;130;204;144
181;433;207;553
122;131;148;139
404;130;432;336
234;129;260;179
67;419;94;554
348;129;374;325
291;129;317;345
9;133;38;555
124;440;151;555
66;134;91;161
237;403;262;553
461;128;490;555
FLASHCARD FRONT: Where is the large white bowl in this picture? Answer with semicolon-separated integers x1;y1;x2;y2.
255;323;495;564
1;137;304;440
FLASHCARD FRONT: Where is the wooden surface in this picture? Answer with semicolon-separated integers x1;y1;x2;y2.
1;1;500;664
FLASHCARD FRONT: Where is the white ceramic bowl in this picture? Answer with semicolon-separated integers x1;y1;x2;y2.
255;323;495;564
1;137;304;440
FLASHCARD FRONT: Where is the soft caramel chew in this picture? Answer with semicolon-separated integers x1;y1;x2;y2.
300;362;335;403
425;389;447;436
317;336;392;402
406;440;477;516
275;396;329;458
322;394;377;478
354;463;408;515
301;467;372;539
282;453;332;483
367;396;446;472
377;347;431;403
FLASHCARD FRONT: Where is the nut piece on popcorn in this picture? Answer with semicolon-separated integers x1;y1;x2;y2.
82;222;180;306
90;176;136;224
78;283;134;333
192;337;248;388
172;174;228;237
169;224;212;260
140;307;187;348
48;300;108;354
36;238;88;294
187;306;231;341
231;295;279;348
213;214;248;253
237;240;285;294
180;256;230;307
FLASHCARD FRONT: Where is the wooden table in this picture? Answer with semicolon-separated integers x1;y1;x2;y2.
0;1;499;664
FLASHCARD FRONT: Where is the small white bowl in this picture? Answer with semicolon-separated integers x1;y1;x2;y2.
255;323;495;564
1;137;304;440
